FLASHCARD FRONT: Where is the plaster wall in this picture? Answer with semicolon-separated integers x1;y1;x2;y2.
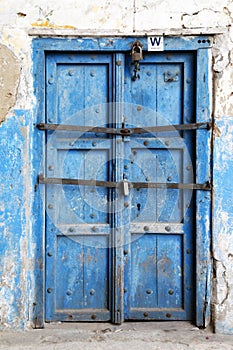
0;0;232;333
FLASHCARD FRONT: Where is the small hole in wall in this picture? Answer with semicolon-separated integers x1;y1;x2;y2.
17;12;27;17
213;264;216;278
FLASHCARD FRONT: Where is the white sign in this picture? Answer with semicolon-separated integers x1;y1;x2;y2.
148;36;164;51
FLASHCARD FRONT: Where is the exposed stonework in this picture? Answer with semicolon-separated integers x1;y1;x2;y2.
0;45;21;123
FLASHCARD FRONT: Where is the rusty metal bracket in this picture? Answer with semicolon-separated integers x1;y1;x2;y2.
38;175;211;191
37;121;212;136
131;181;211;190
37;123;120;134
38;174;118;188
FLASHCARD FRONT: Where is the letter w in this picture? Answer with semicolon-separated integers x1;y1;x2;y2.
150;37;161;47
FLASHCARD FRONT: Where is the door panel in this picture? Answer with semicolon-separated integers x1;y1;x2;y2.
130;233;183;308
55;235;109;310
127;143;182;223
45;51;195;323
45;53;113;321
123;53;194;320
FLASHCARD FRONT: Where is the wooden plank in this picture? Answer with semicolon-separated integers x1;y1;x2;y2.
130;234;158;309
112;53;125;324
83;236;110;312
31;42;46;328
195;48;212;327
157;235;183;310
32;36;213;53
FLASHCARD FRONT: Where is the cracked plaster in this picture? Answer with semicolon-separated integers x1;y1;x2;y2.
0;45;21;123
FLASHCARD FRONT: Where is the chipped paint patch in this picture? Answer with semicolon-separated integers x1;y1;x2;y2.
31;20;75;29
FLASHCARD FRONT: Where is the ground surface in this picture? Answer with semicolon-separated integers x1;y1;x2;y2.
0;322;233;349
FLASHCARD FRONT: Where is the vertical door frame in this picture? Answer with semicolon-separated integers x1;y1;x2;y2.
31;36;213;328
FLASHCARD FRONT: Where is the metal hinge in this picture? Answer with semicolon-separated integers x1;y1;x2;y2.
38;174;211;191
37;122;212;136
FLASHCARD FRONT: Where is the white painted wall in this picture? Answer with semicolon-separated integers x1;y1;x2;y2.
0;0;233;333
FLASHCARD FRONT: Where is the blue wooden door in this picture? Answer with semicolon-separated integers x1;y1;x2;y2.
44;51;195;322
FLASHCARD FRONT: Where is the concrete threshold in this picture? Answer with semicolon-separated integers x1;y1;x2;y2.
0;322;233;349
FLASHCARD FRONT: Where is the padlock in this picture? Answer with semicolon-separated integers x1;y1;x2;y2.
131;41;143;61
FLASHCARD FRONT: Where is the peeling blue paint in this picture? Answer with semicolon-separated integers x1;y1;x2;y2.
214;118;233;220
213;117;233;334
0;110;31;330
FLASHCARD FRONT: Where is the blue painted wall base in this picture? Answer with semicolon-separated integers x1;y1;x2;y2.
213;117;233;334
0;110;32;330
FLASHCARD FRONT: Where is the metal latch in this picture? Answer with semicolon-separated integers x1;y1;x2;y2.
37;122;212;134
38;175;211;191
131;40;143;81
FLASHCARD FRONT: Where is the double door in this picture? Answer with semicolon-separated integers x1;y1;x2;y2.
43;51;195;323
